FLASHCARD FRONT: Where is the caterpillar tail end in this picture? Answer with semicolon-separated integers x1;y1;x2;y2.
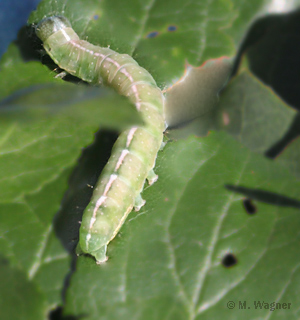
94;245;108;264
76;242;108;264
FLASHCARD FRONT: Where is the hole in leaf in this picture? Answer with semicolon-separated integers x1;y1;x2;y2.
243;198;257;215
222;253;237;268
146;31;159;38
167;25;177;32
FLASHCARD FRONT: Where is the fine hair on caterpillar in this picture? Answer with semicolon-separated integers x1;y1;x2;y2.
36;16;165;264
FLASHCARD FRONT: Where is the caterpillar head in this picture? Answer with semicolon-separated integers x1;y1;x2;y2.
36;16;72;42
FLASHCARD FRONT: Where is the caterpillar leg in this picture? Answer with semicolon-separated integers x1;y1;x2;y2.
134;194;146;211
55;70;68;79
147;169;158;185
76;242;108;264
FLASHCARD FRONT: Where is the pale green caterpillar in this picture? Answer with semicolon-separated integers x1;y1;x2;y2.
36;16;165;263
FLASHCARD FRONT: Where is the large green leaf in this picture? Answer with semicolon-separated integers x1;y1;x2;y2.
0;0;299;319
65;131;300;320
276;137;300;178
29;0;237;86
0;19;141;320
216;66;297;153
0;258;47;319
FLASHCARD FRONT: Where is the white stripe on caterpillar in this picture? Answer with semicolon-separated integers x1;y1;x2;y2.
115;150;130;171
36;16;165;264
126;127;137;147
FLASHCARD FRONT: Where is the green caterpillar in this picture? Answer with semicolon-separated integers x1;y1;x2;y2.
36;16;165;263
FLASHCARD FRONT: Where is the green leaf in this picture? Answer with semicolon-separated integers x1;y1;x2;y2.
0;171;71;309
29;0;300;86
0;82;142;131
64;131;300;320
0;12;141;319
0;60;57;99
29;0;237;86
0;82;141;202
276;137;300;178
1;0;299;319
216;67;296;153
0;258;47;320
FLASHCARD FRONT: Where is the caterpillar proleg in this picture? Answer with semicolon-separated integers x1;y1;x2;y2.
36;16;165;263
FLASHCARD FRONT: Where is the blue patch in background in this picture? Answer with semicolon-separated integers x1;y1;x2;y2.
0;0;42;57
